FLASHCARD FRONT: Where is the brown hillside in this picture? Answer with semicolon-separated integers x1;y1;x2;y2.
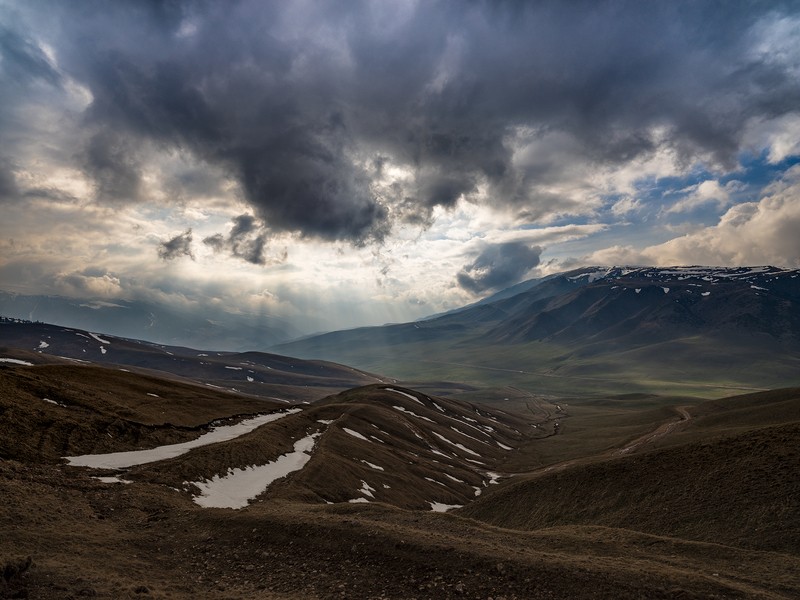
460;416;800;554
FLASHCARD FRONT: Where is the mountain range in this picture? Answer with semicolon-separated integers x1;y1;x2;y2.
275;265;800;396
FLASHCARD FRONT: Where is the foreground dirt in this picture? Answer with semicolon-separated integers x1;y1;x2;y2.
2;458;799;600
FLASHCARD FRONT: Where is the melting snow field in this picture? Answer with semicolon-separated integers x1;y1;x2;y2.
64;409;301;469
193;432;321;509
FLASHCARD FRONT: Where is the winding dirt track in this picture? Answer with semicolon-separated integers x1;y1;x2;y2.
533;405;693;477
613;406;692;456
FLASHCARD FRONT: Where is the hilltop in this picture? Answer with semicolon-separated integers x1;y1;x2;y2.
0;320;382;403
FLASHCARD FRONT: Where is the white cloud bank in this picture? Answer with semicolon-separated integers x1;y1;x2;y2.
588;166;800;267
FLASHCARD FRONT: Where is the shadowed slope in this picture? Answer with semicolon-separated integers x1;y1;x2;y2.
460;388;800;555
0;320;383;402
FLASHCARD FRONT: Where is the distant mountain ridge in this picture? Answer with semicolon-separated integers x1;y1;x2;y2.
273;265;800;395
482;265;800;345
0;291;301;351
0;320;382;403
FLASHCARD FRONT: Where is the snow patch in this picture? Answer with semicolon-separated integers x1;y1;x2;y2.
358;480;376;498
486;471;502;484
361;460;384;471
343;427;369;442
89;332;111;344
192;432;320;509
450;426;491;445
702;291;711;296
431;432;480;457
425;477;446;487
65;409;301;469
43;398;66;407
662;287;670;294
392;405;434;422
385;387;425;406
429;502;462;512
348;497;370;503
225;366;243;370
0;358;33;366
147;393;159;398
246;376;254;382
92;476;131;484
38;341;49;349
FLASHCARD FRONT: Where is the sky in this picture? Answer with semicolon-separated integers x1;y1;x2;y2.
1;0;800;337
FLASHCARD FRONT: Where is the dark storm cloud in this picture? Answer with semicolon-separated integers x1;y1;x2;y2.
10;1;800;238
0;159;18;201
457;242;543;294
203;214;286;266
158;229;194;261
81;131;142;203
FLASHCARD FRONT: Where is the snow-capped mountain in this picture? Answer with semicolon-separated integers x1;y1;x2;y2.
486;265;800;344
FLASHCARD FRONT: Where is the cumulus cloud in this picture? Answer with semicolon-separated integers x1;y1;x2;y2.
158;228;194;261
457;242;543;294
585;166;800;267
54;268;123;297
666;179;743;214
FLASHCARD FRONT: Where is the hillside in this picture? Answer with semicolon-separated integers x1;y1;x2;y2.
274;266;800;396
460;388;800;555
0;320;382;402
1;358;799;598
